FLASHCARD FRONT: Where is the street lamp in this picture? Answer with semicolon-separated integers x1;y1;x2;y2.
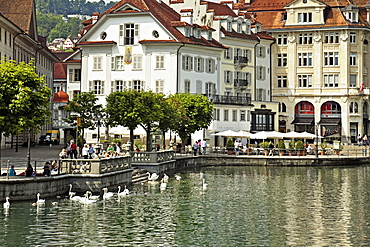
315;123;319;158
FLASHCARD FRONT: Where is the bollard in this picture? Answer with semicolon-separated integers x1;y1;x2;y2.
364;149;367;157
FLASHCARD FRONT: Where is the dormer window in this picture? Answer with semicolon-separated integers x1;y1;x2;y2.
207;31;212;41
246;24;251;35
341;4;359;23
195;29;201;39
185;27;190;37
237;19;243;33
227;19;232;32
346;12;358;22
298;12;312;23
256;24;261;33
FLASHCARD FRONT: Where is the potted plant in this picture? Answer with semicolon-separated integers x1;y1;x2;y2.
320;140;327;155
288;141;295;156
226;138;234;155
260;141;270;156
295;140;305;156
134;140;145;152
278;140;285;156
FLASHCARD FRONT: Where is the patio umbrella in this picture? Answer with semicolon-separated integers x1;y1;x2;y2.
250;131;284;140
281;131;301;138
211;130;241;137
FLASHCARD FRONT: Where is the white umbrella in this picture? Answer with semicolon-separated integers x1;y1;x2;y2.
211;130;241;137
301;132;317;139
250;131;283;139
281;131;301;138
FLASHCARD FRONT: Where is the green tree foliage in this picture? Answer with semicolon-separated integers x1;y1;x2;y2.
0;60;51;167
64;92;102;144
106;90;141;151
157;98;180;149
35;0;117;15
168;93;213;145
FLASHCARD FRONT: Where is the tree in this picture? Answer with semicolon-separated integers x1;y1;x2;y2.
169;94;213;151
64;92;102;145
106;90;141;151
136;91;165;151
0;60;52;168
157;98;181;149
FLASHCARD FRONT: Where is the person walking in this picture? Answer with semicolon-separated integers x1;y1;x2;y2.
358;134;362;146
201;140;207;155
71;141;78;159
88;144;95;159
82;144;89;159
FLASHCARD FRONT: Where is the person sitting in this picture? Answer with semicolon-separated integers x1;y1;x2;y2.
43;162;51;176
9;165;16;176
25;164;33;177
59;149;67;159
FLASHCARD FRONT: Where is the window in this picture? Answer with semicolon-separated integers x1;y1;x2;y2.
257;46;265;58
91;80;104;94
224;47;233;60
194;57;204;72
206;58;215;73
350;74;357;87
133;55;142;70
279;103;287;112
232;110;237;121
214;109;220;121
125;24;135;45
298;74;312;87
234;72;251;87
93;56;102;70
227;20;232;32
237;21;242;33
133;80;143;91
346;12;357;22
277;34;288;45
350;32;356;43
277;54;287;67
298;53;312;66
251;110;275;131
298;12;312;23
155;79;164;93
155;55;165;69
115;56;124;70
240;110;246;121
182;55;193;71
324;52;339;66
112;80;124;92
298;33;313;44
277;75;287;88
224;109;229;121
350;102;358;113
69;69;81;82
205;82;215;96
184;79;190;93
324;74;339;87
224;70;232;84
350;52;357;66
324;32;339;43
257;66;265;80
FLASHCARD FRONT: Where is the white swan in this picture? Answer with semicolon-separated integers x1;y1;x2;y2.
147;172;159;182
3;197;10;208
117;185;130;196
102;188;114;199
175;174;181;181
160;178;167;190
68;184;76;198
163;174;169;183
88;192;100;200
32;193;45;206
80;191;96;204
202;178;207;190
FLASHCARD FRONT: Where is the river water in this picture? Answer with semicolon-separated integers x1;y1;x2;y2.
1;165;370;246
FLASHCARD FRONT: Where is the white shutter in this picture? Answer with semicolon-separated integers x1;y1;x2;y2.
111;81;115;93
101;81;105;95
69;69;73;82
89;81;92;92
128;80;132;89
182;56;186;70
111;56;115;70
196;80;202;93
134;24;139;44
119;24;124;45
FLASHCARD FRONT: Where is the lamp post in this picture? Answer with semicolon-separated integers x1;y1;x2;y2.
315;123;319;158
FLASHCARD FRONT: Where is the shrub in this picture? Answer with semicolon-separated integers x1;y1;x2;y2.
226;138;234;150
113;138;122;146
260;141;270;150
278;140;285;150
295;140;305;150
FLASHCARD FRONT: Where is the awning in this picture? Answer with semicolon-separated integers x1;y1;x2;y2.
318;118;341;125
291;118;314;125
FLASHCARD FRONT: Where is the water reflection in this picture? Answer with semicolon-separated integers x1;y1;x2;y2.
1;166;370;245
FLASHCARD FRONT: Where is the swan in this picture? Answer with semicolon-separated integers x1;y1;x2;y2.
147;172;159;182
160;178;167;190
68;184;76;198
80;192;96;204
69;193;83;202
163;174;169;183
3;197;10;208
175;174;181;181
117;185;130;196
87;192;100;200
32;193;45;206
202;178;207;190
102;188;114;199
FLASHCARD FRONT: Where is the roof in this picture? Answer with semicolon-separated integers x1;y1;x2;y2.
81;0;226;49
0;0;35;35
220;26;259;40
204;1;238;17
53;51;75;61
53;89;69;103
53;63;67;80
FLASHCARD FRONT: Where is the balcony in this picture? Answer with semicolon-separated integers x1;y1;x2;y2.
234;79;249;88
206;94;251;105
234;56;248;65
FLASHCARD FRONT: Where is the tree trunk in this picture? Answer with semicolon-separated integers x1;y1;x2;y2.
146;128;152;152
129;128;134;151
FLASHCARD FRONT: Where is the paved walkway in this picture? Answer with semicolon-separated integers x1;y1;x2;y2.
0;144;62;174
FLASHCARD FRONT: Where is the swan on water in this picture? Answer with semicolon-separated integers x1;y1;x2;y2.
175;174;181;181
118;185;130;196
68;184;76;198
160;178;167;190
80;191;96;204
202;178;207;190
163;174;169;183
32;193;45;206
88;192;100;200
3;197;10;208
147;172;159;182
102;188;114;199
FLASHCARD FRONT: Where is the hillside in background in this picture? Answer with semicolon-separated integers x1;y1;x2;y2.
35;0;117;43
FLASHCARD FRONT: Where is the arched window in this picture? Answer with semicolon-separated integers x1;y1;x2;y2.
350;102;358;113
279;102;287;112
321;101;341;114
295;101;314;114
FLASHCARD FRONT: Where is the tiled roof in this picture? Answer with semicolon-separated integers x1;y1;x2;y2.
53;51;75;61
204;1;238;17
78;41;117;46
220;26;259;40
0;0;34;34
53;63;67;80
84;0;226;49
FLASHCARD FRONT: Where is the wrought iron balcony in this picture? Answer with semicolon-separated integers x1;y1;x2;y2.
234;56;248;65
205;94;251;105
234;79;249;87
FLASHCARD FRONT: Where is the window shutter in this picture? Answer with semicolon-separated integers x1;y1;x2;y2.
69;69;73;82
128;80;132;89
119;25;124;45
190;56;193;71
111;57;115;70
134;24;139;44
89;81;92;92
224;71;227;84
111;81;115;93
101;81;105;95
182;56;186;70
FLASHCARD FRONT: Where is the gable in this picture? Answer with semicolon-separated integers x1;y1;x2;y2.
285;0;327;10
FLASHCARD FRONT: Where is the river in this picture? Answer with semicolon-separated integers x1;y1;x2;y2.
1;165;370;246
